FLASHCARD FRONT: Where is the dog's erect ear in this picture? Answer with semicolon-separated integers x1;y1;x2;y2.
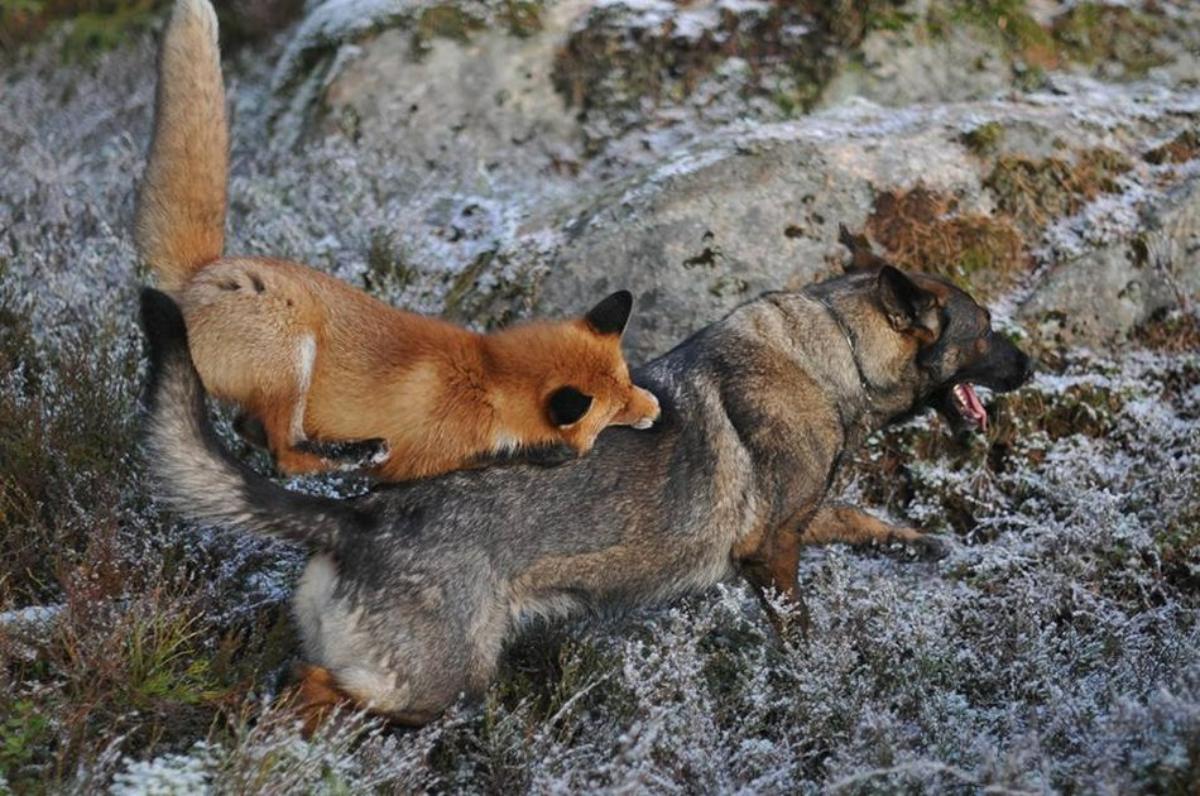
877;266;937;333
838;224;892;273
547;386;594;427
584;290;633;336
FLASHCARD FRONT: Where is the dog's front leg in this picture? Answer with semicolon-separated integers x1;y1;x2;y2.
801;503;946;560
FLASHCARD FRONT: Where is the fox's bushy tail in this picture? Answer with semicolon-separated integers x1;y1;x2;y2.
136;0;228;292
140;289;370;550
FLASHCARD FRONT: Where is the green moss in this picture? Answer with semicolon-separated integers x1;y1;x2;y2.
937;0;1170;78
709;273;748;298
947;0;1057;69
553;1;847;152
414;3;484;44
498;0;542;38
1;0;165;59
1052;3;1168;75
63;0;158;54
960;121;1005;156
865;5;917;34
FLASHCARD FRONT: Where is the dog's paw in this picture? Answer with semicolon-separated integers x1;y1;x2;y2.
903;533;949;562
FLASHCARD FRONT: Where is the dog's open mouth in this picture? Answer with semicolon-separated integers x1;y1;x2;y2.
951;383;988;432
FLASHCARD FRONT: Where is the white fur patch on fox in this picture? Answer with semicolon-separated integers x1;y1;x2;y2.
492;431;522;454
289;333;317;444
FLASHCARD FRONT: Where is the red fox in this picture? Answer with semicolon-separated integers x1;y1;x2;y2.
135;0;660;481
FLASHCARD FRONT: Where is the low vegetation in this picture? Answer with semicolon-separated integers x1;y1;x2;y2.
1;2;1197;792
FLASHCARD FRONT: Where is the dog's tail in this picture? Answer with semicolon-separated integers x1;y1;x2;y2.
135;0;228;292
140;288;370;550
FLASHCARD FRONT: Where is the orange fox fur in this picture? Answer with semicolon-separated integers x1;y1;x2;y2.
136;0;659;480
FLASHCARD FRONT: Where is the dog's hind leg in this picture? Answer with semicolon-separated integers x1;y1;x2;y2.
736;507;818;639
801;503;946;560
291;662;356;737
291;663;438;736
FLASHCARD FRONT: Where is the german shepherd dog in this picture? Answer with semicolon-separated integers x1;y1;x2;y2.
140;238;1032;727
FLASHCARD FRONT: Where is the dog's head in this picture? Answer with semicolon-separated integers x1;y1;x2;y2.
833;226;1033;433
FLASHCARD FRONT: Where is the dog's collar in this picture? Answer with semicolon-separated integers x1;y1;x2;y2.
812;294;881;402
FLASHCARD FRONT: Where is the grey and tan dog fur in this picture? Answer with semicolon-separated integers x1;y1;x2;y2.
140;248;1032;727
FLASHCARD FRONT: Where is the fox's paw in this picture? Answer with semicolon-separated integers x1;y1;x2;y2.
294;437;390;471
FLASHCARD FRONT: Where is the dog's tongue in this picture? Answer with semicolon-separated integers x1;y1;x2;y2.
953;383;988;432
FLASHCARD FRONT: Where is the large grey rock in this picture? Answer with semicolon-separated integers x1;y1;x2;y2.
1019;172;1200;341
263;0;1200;359
534;89;1200;361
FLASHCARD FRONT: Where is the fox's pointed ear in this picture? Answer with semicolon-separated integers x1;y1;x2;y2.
547;386;593;427
584;290;633;336
877;266;937;333
839;224;891;273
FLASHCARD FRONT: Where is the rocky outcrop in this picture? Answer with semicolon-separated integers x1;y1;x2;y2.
534;89;1200;359
1022;167;1200;343
263;0;1200;361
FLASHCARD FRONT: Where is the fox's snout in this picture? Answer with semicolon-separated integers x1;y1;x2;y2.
618;386;661;430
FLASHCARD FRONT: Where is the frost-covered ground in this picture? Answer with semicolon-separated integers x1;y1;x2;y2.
2;6;1199;794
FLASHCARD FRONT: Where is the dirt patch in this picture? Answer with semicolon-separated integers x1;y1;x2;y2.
864;186;1026;297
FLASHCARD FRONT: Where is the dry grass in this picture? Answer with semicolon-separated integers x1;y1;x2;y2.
1144;129;1200;166
1133;309;1200;353
864;186;1026;297
983;148;1131;233
0;285;142;607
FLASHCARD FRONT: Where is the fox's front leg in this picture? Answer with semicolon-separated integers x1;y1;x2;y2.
801;503;946;560
256;400;340;475
293;437;391;471
258;399;388;475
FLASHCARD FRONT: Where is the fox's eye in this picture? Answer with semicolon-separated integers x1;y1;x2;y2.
547;386;593;427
